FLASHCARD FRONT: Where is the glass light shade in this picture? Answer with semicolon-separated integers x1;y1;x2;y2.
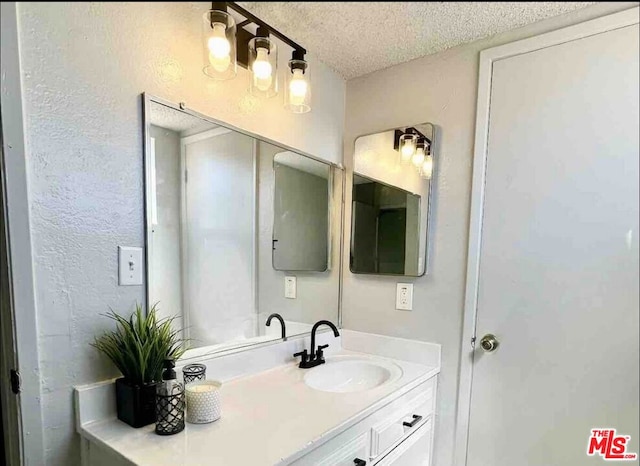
399;134;417;163
412;145;426;167
421;155;434;179
248;37;278;97
285;60;311;113
202;10;237;80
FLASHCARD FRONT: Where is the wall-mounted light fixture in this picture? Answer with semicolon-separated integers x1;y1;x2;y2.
202;2;311;113
248;26;277;97
286;49;311;113
202;3;237;80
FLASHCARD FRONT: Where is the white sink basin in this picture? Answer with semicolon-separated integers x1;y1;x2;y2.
304;356;403;393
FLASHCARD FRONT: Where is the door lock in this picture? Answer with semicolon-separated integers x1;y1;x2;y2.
479;334;499;353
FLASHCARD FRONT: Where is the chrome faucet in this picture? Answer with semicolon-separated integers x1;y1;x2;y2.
293;320;340;369
265;313;286;340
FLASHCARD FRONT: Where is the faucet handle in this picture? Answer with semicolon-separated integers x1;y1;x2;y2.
293;349;308;362
316;344;329;359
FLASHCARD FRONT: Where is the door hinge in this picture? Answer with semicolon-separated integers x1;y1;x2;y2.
470;336;477;349
10;369;21;394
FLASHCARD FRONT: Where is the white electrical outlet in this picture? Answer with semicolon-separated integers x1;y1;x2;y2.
285;276;297;299
396;283;413;311
118;246;143;286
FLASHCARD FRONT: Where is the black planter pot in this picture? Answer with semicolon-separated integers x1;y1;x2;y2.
115;378;158;428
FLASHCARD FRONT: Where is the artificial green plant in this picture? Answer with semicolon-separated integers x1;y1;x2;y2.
91;303;187;385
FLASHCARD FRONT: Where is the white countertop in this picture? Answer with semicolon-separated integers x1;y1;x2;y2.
75;330;441;466
78;350;438;466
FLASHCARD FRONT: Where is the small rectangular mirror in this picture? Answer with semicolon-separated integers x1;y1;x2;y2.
272;152;330;272
351;123;435;276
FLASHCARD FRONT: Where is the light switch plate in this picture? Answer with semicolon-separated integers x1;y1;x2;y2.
285;276;297;299
396;283;413;311
118;246;143;286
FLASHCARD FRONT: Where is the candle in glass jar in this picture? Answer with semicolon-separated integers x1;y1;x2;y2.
185;381;222;424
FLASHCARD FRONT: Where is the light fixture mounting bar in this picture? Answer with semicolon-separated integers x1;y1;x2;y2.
224;2;307;55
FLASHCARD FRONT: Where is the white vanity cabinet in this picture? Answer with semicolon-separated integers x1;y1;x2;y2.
290;376;436;466
76;332;441;466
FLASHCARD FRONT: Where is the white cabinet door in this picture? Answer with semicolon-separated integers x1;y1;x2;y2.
375;419;432;466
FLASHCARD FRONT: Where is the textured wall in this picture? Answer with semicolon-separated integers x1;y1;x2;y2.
15;2;344;464
342;3;638;466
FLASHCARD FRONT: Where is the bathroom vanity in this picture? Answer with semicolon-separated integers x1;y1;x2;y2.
75;330;440;465
73;95;441;465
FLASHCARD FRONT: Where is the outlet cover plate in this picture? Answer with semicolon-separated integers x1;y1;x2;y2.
285;276;297;299
396;283;413;311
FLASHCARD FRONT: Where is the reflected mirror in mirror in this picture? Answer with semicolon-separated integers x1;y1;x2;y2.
351;123;435;276
144;96;343;357
273;152;330;272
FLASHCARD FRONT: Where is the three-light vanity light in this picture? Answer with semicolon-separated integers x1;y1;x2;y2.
394;128;434;179
202;2;311;113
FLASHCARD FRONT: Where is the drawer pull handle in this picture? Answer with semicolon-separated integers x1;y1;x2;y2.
353;459;366;466
403;414;423;428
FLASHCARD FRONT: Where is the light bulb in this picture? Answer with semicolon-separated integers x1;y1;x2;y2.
400;139;416;162
252;47;273;91
412;146;426;167
421;156;433;179
289;69;308;106
207;22;231;73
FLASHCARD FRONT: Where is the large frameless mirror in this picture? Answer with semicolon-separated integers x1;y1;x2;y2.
351;123;436;276
143;94;343;358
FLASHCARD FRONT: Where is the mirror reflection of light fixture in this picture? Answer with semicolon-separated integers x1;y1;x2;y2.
421;155;433;179
249;26;277;97
412;139;427;167
394;128;433;172
202;3;237;80
397;130;418;163
285;50;311;113
201;2;311;112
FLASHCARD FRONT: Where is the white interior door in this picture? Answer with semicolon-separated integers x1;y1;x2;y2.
466;19;639;466
1;141;22;466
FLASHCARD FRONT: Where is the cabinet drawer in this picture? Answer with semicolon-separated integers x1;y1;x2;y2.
316;432;369;466
374;418;432;466
370;390;433;459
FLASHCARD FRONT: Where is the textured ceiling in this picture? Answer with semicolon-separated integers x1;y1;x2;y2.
240;2;596;79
